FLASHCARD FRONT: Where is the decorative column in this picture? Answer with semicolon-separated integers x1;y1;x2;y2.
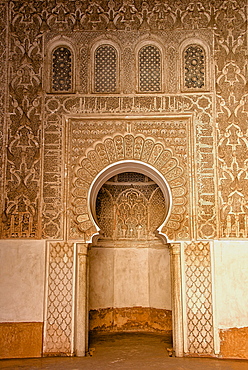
74;243;89;356
169;243;184;357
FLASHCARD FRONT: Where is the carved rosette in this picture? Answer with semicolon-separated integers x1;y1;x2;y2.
70;133;188;242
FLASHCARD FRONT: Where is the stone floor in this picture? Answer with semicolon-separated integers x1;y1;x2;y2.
1;332;248;370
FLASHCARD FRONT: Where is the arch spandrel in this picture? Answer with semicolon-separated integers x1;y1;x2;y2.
69;132;190;243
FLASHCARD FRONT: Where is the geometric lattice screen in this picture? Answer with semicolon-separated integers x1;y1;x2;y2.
184;45;205;89
183;241;214;355
52;47;73;92
139;45;161;92
94;44;117;93
43;243;75;355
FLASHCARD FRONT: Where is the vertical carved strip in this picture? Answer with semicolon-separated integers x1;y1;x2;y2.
123;47;134;94
194;98;217;240
169;243;184;357
3;1;43;238
168;46;177;93
184;241;214;355
0;1;8;236
43;242;75;355
74;243;89;356
42;101;64;240
214;1;248;238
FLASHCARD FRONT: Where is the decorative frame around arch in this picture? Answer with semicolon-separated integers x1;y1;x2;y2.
70;131;190;243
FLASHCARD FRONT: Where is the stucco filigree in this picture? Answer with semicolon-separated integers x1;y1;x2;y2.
214;0;248;238
69;131;189;242
183;241;214;354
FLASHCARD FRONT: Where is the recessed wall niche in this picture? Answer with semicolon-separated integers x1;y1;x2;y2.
96;171;167;241
89;174;172;334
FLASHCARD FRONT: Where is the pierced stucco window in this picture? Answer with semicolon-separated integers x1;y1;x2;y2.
94;44;118;93
184;44;205;90
139;45;162;93
52;46;73;93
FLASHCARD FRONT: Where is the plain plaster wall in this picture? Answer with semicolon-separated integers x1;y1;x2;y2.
213;240;248;329
89;244;171;310
0;240;46;322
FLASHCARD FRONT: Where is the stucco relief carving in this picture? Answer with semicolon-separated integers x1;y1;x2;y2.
43;242;75;356
69;131;189;242
4;0;246;242
96;173;167;240
214;0;248;238
42;92;215;241
0;2;7;238
9;0;220;33
2;0;43;238
183;241;214;354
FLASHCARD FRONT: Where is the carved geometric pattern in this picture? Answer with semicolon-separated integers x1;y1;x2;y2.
96;187;114;239
184;241;214;355
71;132;187;242
44;94;215;241
149;187;167;233
139;45;161;92
96;173;166;240
95;45;117;93
0;2;7;230
116;188;148;239
3;0;43;239
10;1;224;33
52;47;72;92
214;2;248;239
184;45;205;89
43;242;75;355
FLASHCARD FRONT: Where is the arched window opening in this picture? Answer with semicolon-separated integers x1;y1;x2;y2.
139;45;162;92
184;44;205;89
94;44;118;93
52;46;73;92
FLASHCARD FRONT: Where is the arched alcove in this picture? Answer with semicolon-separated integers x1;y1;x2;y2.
87;162;173;337
88;160;172;244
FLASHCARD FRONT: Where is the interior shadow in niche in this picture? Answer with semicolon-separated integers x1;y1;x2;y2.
95;171;167;241
88;171;172;337
88;332;173;358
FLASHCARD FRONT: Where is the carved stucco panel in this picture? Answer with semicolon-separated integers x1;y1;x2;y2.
183;241;214;355
67;118;191;242
214;0;248;238
0;2;7;236
43;242;75;355
42;93;216;241
1;1;43;238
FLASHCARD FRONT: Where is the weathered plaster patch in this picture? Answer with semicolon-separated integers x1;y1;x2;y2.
89;307;172;333
0;322;43;359
219;327;248;359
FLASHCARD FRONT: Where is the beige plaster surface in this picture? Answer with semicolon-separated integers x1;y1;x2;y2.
114;247;149;307
213;241;248;329
0;240;46;322
89;243;171;310
149;247;171;309
89;247;115;309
